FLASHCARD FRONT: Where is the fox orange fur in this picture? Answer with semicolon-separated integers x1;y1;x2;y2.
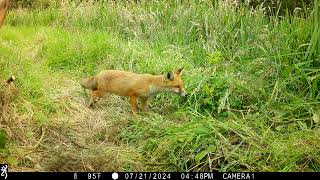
0;0;10;27
80;68;187;113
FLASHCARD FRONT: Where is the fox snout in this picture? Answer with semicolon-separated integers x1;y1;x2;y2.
180;91;187;97
179;88;187;97
173;87;187;97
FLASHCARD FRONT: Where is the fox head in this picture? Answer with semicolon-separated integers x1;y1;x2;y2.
163;68;187;97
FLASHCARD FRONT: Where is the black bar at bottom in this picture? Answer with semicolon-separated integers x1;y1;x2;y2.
3;172;320;180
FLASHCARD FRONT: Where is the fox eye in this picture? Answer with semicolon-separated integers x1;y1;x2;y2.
175;85;180;88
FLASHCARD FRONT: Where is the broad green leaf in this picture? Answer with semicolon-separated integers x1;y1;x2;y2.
313;113;319;124
195;145;216;165
195;150;208;165
195;127;210;135
0;129;8;149
207;145;216;152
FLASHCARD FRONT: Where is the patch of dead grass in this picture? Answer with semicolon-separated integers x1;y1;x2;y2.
1;76;144;171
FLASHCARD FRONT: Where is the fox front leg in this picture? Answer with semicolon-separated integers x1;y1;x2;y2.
89;91;96;107
129;96;138;114
89;90;104;107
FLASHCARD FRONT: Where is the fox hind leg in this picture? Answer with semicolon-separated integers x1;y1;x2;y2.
140;97;149;112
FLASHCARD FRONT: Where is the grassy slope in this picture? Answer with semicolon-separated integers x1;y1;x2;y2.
0;1;320;172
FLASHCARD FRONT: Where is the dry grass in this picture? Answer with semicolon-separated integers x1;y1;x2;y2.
1;0;319;172
1;75;144;171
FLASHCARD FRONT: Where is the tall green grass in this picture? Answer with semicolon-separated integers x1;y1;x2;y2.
1;0;320;172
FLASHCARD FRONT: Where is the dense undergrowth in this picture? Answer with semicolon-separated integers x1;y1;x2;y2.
0;0;319;172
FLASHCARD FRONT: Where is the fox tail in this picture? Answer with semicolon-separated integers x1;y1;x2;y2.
80;76;97;90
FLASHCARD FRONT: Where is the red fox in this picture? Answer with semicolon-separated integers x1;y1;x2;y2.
80;68;186;113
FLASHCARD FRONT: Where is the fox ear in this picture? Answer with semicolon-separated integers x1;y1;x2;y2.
166;71;174;81
175;67;184;75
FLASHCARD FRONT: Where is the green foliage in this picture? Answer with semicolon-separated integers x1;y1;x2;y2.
207;52;222;65
1;0;320;172
244;0;314;16
199;75;229;115
11;0;61;8
0;130;8;149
